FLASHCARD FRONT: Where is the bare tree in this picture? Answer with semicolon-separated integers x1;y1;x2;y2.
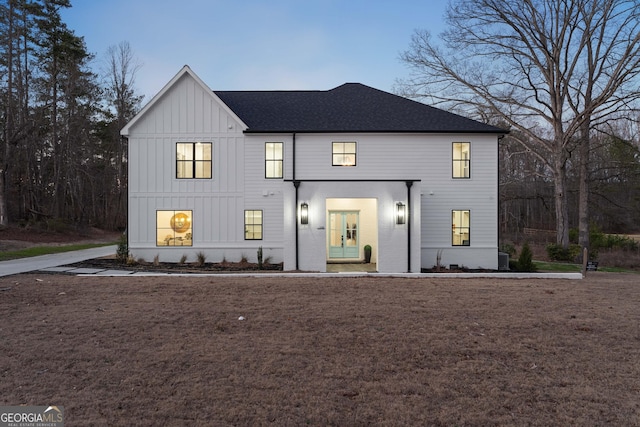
100;41;142;228
399;0;640;249
103;41;142;128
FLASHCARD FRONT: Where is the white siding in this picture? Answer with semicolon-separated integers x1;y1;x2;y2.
126;70;499;271
127;73;285;264
281;132;498;270
243;135;286;248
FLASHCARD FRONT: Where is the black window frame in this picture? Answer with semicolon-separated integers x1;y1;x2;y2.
451;209;471;246
244;209;263;240
156;209;193;247
452;142;470;179
332;142;357;166
265;142;284;179
176;142;212;179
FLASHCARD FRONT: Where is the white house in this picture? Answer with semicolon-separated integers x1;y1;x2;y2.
121;65;506;273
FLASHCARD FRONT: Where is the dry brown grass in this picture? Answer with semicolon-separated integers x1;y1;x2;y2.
1;272;639;426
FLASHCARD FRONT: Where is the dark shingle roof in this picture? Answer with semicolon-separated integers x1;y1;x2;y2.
214;83;505;134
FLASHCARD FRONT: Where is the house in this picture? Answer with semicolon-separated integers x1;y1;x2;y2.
121;65;506;272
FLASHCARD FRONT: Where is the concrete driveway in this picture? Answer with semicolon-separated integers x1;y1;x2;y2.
0;245;116;277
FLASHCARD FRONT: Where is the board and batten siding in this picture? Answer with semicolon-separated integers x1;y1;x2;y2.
126;72;279;263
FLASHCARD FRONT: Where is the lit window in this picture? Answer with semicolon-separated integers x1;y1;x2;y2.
177;142;212;179
332;142;356;166
265;142;283;178
157;210;193;246
452;210;470;246
244;210;263;240
453;142;470;178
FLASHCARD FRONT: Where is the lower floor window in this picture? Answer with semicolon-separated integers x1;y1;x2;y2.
245;210;263;240
157;210;193;246
452;210;470;246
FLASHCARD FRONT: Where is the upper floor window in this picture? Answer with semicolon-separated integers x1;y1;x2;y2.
244;210;263;240
265;142;283;178
452;142;470;178
452;210;470;246
177;142;212;179
332;142;356;166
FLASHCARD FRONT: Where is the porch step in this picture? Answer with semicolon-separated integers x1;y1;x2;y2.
327;259;366;264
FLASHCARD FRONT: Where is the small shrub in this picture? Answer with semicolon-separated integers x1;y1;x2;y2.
500;243;516;257
435;249;444;272
240;253;249;264
569;228;579;244
602;234;639;251
178;254;188;265
546;243;582;262
116;234;128;263
257;247;263;269
516;242;536;272
196;251;207;267
153;254;160;266
567;225;638;256
126;255;137;266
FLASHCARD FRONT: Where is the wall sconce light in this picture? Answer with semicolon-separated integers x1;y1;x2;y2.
300;202;309;225
396;202;406;225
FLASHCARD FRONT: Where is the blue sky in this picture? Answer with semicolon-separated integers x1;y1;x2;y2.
62;0;448;102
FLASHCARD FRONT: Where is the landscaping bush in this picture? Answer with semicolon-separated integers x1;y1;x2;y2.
601;233;639;251
546;243;582;262
516;242;537;272
500;243;516;257
116;234;128;263
565;225;639;261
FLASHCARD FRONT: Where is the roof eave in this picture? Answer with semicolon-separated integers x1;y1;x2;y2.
243;128;509;134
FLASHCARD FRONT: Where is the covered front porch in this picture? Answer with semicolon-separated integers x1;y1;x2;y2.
284;180;421;273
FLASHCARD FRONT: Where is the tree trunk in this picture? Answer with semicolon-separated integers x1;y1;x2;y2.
2;1;15;226
578;127;590;258
554;157;570;248
0;169;7;227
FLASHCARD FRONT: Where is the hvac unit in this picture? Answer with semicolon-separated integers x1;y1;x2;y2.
498;252;510;271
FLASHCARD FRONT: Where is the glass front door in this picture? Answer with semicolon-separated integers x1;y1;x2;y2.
329;211;359;258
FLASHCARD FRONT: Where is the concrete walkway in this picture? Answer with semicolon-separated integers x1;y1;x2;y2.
0;245;116;277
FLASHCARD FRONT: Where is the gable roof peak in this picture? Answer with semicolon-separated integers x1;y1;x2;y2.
121;65;246;135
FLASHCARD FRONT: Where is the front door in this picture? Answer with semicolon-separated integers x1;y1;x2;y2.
329;211;359;258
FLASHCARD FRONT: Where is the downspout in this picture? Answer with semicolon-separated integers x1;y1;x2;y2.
497;134;505;265
406;181;413;272
292;133;299;270
292;133;297;181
